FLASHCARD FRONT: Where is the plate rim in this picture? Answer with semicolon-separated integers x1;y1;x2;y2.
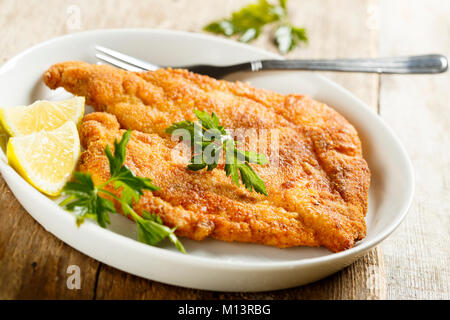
0;28;415;271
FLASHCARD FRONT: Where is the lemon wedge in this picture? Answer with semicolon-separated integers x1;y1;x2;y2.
0;97;85;137
7;121;81;196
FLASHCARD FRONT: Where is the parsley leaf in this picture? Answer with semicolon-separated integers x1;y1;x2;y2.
204;0;307;53
104;130;159;208
274;24;308;54
138;211;185;253
166;111;269;196
61;172;116;228
61;130;185;253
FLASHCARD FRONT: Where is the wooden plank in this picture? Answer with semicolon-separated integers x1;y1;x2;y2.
378;0;450;299
0;181;99;299
0;0;385;299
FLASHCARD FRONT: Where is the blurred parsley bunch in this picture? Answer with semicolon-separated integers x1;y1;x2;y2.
204;0;308;54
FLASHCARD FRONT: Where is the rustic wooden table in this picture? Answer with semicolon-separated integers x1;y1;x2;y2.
0;0;448;300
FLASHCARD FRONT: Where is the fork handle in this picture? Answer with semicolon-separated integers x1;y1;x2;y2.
232;54;448;74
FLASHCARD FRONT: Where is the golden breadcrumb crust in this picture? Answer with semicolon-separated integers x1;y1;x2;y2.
44;62;370;252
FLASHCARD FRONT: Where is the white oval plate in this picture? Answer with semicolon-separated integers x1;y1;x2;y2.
0;29;414;292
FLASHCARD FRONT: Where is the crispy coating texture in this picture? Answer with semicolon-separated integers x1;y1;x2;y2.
44;61;370;252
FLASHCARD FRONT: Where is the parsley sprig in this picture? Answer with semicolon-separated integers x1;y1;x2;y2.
204;0;307;54
60;131;186;253
166;110;269;196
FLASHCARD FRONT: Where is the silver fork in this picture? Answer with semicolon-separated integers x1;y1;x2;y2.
95;45;448;78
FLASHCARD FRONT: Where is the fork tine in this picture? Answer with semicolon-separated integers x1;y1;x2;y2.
96;53;145;72
95;45;160;71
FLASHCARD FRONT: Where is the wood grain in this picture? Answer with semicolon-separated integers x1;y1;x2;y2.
5;0;444;299
378;0;450;300
0;182;99;299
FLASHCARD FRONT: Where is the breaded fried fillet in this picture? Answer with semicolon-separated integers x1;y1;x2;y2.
44;62;370;252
